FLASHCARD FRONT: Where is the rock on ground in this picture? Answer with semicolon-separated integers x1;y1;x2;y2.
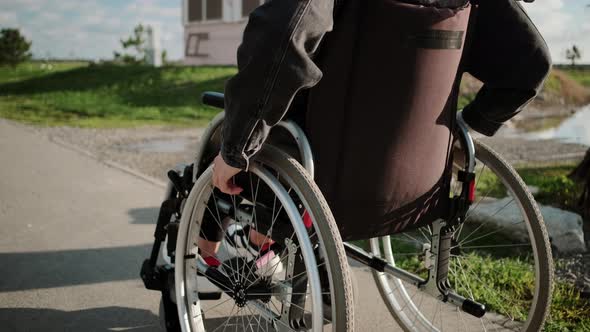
468;197;586;254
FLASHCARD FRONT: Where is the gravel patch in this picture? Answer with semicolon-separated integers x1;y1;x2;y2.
478;136;587;167
555;252;590;299
31;124;587;182
34;125;206;182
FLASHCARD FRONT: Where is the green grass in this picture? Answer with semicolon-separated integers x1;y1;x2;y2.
352;237;590;330
2;62;589;128
474;168;507;198
473;164;582;212
561;68;590;88
546;282;590;332
0;61;236;127
458;92;475;110
0;61;89;84
448;254;590;331
518;165;582;212
454;164;587;328
543;71;563;95
396;251;590;330
450;254;534;321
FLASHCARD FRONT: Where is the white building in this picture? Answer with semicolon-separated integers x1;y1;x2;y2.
182;0;264;65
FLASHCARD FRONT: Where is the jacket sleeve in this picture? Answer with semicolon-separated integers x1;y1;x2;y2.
462;0;551;136
221;0;335;170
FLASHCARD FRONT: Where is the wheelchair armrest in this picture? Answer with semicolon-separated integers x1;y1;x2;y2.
202;91;225;109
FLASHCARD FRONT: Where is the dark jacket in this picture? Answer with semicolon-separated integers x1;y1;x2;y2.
221;0;335;170
221;0;550;171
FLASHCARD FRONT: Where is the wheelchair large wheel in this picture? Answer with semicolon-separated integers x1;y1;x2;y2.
175;145;354;332
371;139;553;331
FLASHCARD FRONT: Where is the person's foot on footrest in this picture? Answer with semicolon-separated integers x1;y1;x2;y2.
224;223;283;278
255;242;283;278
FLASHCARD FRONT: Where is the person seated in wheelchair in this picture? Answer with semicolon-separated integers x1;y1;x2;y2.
159;1;556;332
199;0;550;280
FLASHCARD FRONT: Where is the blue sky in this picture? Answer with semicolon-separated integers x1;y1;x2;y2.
0;0;182;61
0;0;589;63
522;0;590;63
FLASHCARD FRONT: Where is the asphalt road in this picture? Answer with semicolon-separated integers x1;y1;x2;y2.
0;120;402;332
0;120;164;332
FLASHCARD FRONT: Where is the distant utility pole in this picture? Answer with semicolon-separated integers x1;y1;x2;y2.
145;25;162;67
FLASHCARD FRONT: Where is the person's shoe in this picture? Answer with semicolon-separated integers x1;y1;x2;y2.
223;223;284;278
224;223;260;259
254;242;284;278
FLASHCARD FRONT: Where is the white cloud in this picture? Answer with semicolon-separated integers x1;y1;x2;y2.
0;0;43;12
0;11;19;27
127;0;180;18
1;0;183;60
523;0;568;39
523;0;590;63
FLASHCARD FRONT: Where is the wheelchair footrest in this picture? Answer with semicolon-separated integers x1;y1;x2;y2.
141;259;171;291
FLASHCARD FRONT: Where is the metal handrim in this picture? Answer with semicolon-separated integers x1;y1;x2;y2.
175;164;324;332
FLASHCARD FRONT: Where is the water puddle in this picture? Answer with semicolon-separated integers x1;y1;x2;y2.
507;104;590;146
123;137;192;153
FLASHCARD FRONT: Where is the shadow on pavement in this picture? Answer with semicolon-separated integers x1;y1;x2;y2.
0;306;161;332
0;244;152;292
128;207;160;225
202;313;317;331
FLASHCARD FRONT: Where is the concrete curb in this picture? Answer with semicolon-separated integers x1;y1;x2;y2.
1;118;168;189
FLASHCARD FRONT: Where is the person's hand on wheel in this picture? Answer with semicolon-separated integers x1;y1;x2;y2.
212;153;243;195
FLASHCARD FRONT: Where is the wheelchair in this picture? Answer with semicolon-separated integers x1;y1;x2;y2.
140;90;553;332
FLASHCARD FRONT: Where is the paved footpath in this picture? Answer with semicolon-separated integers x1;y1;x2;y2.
0;120;165;331
0;120;399;331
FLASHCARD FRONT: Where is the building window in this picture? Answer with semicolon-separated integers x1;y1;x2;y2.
188;0;223;22
188;0;203;22
207;0;222;20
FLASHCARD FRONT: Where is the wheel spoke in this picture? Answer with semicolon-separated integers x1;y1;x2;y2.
460;243;531;250
459;219;524;248
196;297;235;319
459;198;515;245
211;303;238;332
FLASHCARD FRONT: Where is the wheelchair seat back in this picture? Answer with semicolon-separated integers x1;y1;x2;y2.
306;0;471;241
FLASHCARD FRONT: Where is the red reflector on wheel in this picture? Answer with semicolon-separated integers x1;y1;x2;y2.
468;180;476;203
303;210;313;228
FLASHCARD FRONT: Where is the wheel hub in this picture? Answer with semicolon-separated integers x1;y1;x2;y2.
233;283;248;307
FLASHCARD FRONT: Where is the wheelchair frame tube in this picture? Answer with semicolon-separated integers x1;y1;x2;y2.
456;111;476;173
275;120;315;178
198;92;315;181
343;242;424;287
344;241;486;318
